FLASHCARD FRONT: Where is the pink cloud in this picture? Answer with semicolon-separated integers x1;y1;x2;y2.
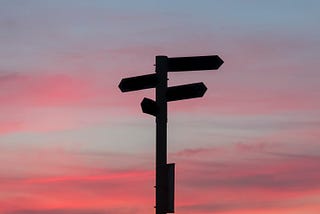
0;145;154;213
0;71;137;133
1;140;320;214
168;133;320;213
0;70;153;108
0;73;94;107
175;153;320;213
23;170;153;184
0;169;154;213
174;147;221;157
0;121;23;134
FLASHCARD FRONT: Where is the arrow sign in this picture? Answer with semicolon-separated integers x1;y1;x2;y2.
141;98;157;116
166;82;207;102
118;73;158;92
168;55;223;72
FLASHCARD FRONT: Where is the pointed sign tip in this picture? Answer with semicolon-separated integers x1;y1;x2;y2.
166;82;207;102
168;55;224;72
119;74;158;93
217;56;224;68
141;97;157;116
118;80;126;92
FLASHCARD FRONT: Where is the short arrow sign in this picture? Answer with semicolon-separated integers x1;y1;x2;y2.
168;55;223;72
141;98;157;116
118;73;158;92
166;82;207;102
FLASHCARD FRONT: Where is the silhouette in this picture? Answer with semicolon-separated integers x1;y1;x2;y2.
119;55;224;214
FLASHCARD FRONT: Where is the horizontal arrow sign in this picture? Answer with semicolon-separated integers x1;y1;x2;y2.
119;73;158;92
141;98;157;116
168;55;223;72
166;82;207;102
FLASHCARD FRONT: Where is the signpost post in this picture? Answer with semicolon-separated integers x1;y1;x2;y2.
118;55;223;214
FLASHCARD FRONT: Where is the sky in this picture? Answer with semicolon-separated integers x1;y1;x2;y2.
0;0;320;213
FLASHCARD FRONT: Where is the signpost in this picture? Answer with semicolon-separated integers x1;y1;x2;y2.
118;55;223;214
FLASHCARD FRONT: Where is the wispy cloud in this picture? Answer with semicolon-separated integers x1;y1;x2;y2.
0;168;154;214
7;209;105;214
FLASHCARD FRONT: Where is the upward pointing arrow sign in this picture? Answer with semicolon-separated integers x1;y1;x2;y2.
168;55;223;72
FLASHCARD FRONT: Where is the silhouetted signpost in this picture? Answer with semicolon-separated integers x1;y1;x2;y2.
119;55;223;214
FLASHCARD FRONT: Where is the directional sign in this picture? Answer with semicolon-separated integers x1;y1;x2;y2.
119;55;224;214
168;55;223;72
166;82;207;102
141;98;157;116
118;73;158;92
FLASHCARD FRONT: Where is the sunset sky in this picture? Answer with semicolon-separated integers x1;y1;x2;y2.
1;1;320;213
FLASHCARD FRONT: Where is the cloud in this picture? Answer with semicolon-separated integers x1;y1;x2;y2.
0;121;23;134
1;142;320;214
178;148;320;192
178;197;319;214
22;170;153;185
8;207;141;214
0;72;93;107
174;147;221;157
8;209;105;214
0;71;133;134
173;144;320;213
0;168;154;214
